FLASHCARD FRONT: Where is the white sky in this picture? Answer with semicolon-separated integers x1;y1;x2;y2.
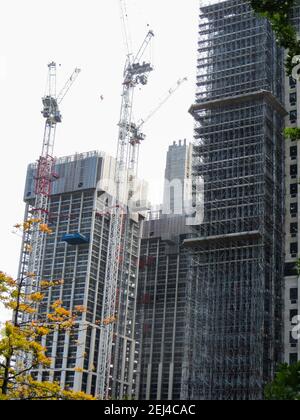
0;0;199;322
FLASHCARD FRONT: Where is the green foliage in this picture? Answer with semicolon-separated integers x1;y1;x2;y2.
250;0;294;15
265;363;300;400
284;127;300;140
286;47;300;76
250;0;300;75
297;259;300;275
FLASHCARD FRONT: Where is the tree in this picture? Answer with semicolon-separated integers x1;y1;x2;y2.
265;363;300;400
250;1;300;141
0;219;96;400
250;0;300;75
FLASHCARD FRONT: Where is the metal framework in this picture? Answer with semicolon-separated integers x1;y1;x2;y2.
126;77;188;187
96;69;188;399
185;0;285;400
97;18;154;397
18;62;80;300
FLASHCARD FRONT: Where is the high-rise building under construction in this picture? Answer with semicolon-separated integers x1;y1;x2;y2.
21;151;146;398
136;214;198;400
186;0;286;400
135;134;200;400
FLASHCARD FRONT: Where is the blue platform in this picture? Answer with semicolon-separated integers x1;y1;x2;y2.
62;233;89;245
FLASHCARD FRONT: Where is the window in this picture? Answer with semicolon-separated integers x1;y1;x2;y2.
290;353;298;365
290;146;298;160
290;76;297;89
285;262;297;276
290;184;298;197
290;309;298;322
290;110;297;123
290;165;298;178
290;242;298;256
290;202;298;216
291;222;298;236
42;373;50;381
290;92;297;106
290;288;298;302
290;331;298;345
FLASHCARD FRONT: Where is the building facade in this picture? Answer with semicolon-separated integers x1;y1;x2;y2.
21;151;144;398
136;215;198;400
188;0;286;400
135;135;200;400
163;140;193;215
284;2;300;367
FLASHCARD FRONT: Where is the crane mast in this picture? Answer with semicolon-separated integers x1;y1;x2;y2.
18;62;80;303
97;20;154;397
127;77;188;188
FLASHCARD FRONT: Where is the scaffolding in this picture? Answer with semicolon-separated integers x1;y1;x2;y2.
185;0;286;400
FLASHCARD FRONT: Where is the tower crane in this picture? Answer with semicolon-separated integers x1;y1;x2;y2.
136;77;188;133
97;0;154;399
18;62;80;301
127;77;188;192
95;76;188;217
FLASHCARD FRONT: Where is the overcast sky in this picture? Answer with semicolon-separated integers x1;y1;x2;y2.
0;0;199;322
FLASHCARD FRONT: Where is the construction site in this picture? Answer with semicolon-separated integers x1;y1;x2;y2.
14;0;195;400
21;150;145;397
185;0;285;400
5;0;300;402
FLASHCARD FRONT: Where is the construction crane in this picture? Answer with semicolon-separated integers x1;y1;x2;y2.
18;62;80;303
136;77;188;133
127;77;188;188
97;0;154;399
95;77;188;218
